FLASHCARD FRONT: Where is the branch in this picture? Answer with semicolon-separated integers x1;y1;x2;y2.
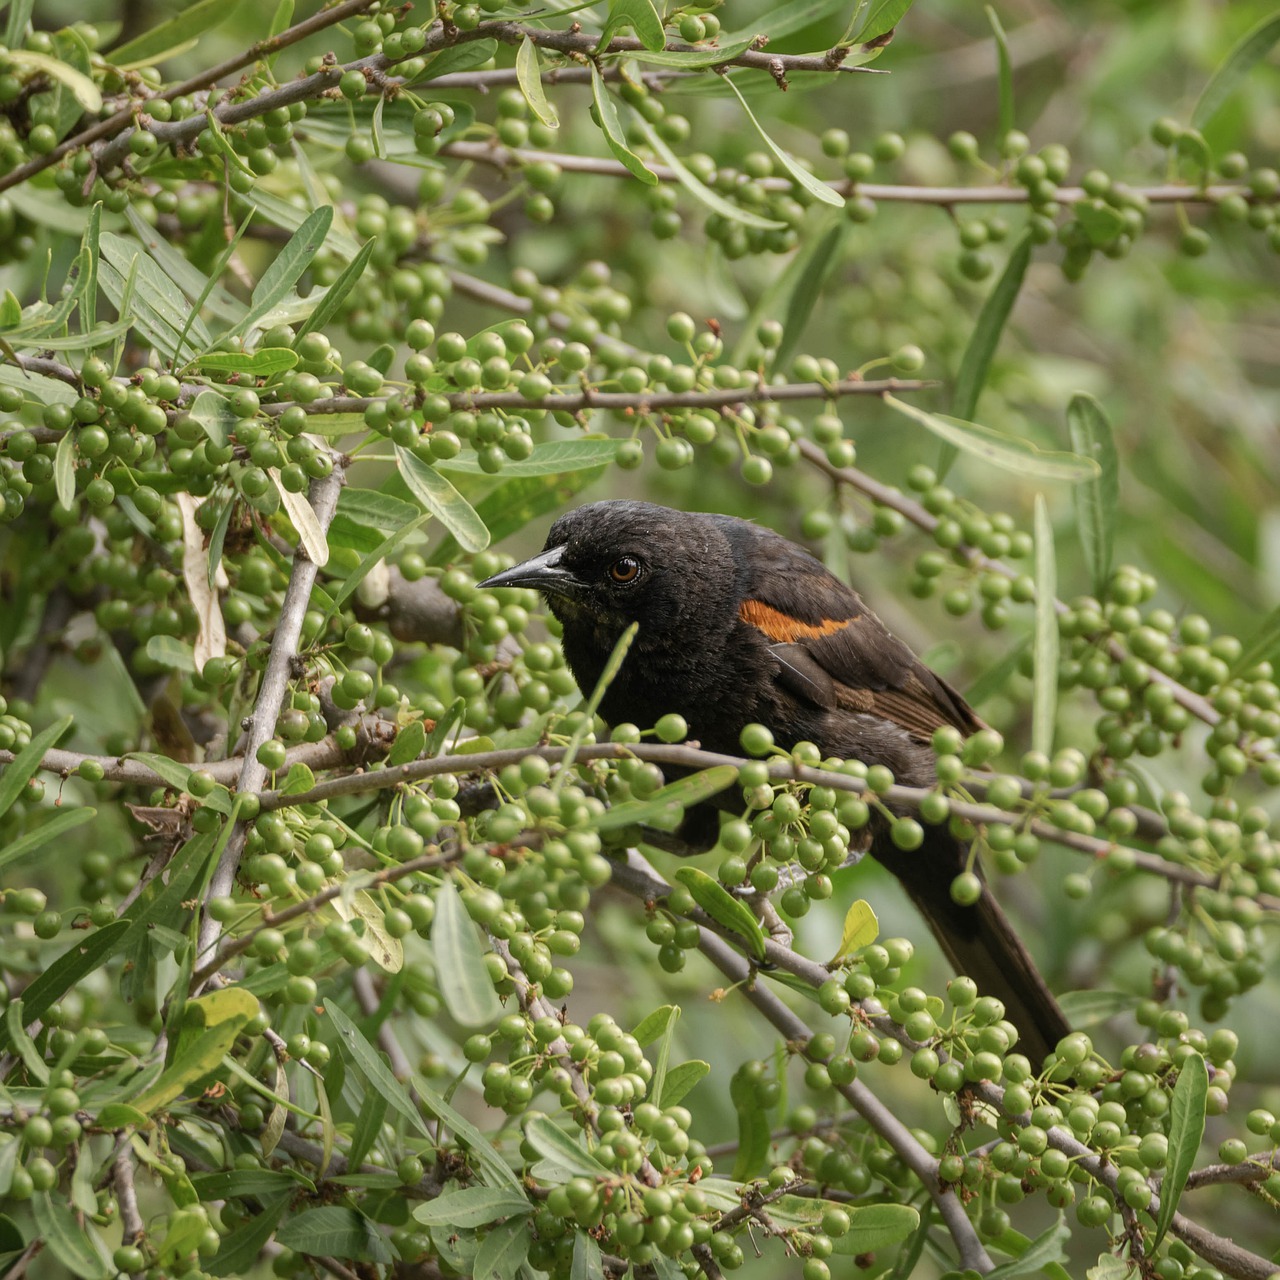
193;465;344;979
0;0;381;196
191;847;454;989
440;139;1248;207
609;853;993;1273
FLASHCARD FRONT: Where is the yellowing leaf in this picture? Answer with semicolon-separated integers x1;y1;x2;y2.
832;899;879;962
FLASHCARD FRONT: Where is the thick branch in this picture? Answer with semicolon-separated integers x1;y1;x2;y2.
194;466;344;975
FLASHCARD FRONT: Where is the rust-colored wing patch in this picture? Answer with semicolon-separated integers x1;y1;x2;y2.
739;599;854;643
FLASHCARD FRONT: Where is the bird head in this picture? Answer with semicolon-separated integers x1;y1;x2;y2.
476;500;733;642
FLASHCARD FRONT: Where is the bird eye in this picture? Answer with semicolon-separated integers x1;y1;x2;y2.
609;556;642;584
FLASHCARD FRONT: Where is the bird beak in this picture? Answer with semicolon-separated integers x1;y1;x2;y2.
477;545;583;596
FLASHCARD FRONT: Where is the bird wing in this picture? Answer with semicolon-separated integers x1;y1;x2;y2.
735;538;981;743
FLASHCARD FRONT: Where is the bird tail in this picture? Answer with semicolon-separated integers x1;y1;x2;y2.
875;830;1071;1066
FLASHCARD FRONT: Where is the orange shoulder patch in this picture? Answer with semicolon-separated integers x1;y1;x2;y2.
739;599;853;643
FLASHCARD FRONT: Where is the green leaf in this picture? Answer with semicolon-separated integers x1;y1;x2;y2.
326;998;433;1136
1087;1255;1134;1280
124;205;246;325
735;210;844;369
99;232;212;360
53;428;75;509
0;714;71;818
1074;199;1126;247
4;0;35;50
595;764;739;832
232;205;333;338
0;360;78;406
270;472;329;566
825;1203;922;1253
571;1232;605;1280
196;349;297;377
423;39;499;80
432;881;503;1027
1155;1052;1208;1247
395;446;490;552
430;468;606;565
275;1207;393;1264
673;867;767;961
412;1187;533;1228
949;232;1032;461
729;1061;771;1180
346;1086;387;1174
324;511;430;621
190;1169;302;1201
589;64;658;185
1032;494;1058;759
632;1004;677;1046
107;0;235;67
33;1191;110;1279
145;634;196;673
522;1115;612;1178
983;1215;1070;1280
338;487;420;534
1066;392;1119;595
7;49;102;112
724;0;846;42
831;898;879;962
628;33;757;68
722;77;842;207
295;236;375;341
1194;9;1280;128
131;987;260;1114
386;720;427;768
515;36;559;128
659;1059;710;1106
0;806;97;873
0;922;126;1055
471;1217;529;1280
188;389;235;449
281;762;316;796
207;1198;288;1277
885;396;1099;482
636;117;783;230
1056;988;1142;1026
857;0;914;42
598;0;664;52
986;5;1014;137
437;438;619;477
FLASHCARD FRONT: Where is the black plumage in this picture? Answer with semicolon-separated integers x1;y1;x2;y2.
480;500;1069;1063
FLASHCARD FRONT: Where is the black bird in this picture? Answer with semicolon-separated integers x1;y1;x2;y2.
480;500;1069;1062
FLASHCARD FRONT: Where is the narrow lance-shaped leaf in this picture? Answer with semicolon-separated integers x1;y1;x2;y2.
107;0;236;68
395;445;489;552
431;880;503;1028
637;118;783;230
943;233;1032;476
857;0;915;43
673;867;767;962
986;5;1014;137
597;0;664;52
723;77;843;207
7;50;102;111
1193;10;1280;128
1032;494;1058;759
1066;392;1119;595
294;236;375;340
54;429;75;509
885;396;1099;482
589;64;658;185
231;205;334;338
0;715;71;819
729;1060;772;1180
515;36;559;128
1154;1052;1208;1246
